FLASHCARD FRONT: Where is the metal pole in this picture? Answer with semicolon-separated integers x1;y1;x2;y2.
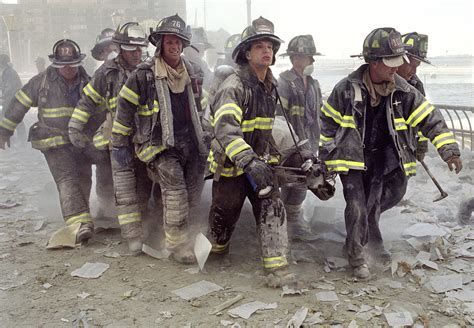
203;0;207;29
246;0;251;26
6;30;13;60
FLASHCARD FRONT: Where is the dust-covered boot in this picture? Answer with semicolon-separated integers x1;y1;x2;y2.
76;222;94;244
352;264;371;280
286;204;313;241
121;221;144;255
264;266;298;288
458;197;474;226
170;246;196;265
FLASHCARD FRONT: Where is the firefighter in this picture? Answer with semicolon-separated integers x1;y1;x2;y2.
69;22;151;253
0;39;104;243
90;28;119;62
277;35;323;239
320;27;462;279
378;32;433;214
207;17;303;287
112;14;207;263
214;34;241;70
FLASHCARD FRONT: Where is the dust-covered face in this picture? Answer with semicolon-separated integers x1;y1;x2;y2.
370;60;399;83
397;56;421;81
58;65;79;81
121;47;143;68
161;34;183;67
246;40;274;68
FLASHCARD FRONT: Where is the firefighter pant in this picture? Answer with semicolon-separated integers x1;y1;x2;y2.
43;145;93;225
281;186;307;222
112;157;153;239
94;150;114;213
147;138;202;250
208;175;289;272
340;164;406;267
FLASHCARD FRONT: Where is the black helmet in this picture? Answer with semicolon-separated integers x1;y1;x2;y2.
91;28;116;60
402;32;431;64
48;39;86;67
280;34;322;57
219;34;241;57
191;27;213;51
232;16;284;65
113;22;148;50
149;14;192;48
360;27;409;67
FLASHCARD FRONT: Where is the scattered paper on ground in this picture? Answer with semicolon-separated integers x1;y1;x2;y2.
384;311;413;327
315;291;339;302
402;223;447;238
142;244;170;260
287;306;308;328
172;280;222;300
46;223;80;249
194;233;212;271
70;262;110;279
228;301;277;319
429;274;463;293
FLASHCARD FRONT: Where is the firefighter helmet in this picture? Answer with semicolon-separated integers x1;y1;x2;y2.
360;27;409;67
232;16;284;65
48;39;86;67
402;32;431;64
91;28;116;60
113;22;148;51
191;27;213;51
219;33;241;56
149;14;192;48
280;35;322;57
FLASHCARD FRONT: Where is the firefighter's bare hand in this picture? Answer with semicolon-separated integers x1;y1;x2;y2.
447;156;462;174
0;135;10;150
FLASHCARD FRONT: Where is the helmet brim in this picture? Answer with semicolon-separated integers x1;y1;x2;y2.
48;53;86;67
231;34;284;61
149;32;191;47
382;54;410;68
279;51;323;57
407;53;432;65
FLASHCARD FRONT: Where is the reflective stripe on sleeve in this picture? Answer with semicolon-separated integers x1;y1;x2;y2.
432;132;457;149
241;117;274;132
325;159;365;172
15;90;33;107
225;137;251;161
84;83;105;104
0;117;18;132
71;108;91;123
213;103;243;124
41;107;74;118
403;162;417;176
137;101;159;116
417;131;429;141
406;100;435;127
31;136;69;150
112;120;132;136
119;85;140;106
136;145;166;162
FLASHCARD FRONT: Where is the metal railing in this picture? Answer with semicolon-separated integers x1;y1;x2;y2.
435;104;474;151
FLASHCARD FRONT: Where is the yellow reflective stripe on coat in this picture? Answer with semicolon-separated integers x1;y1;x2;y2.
31;136;69;150
207;151;244;177
319;134;334;146
0;117;18;132
225;137;251;160
263;256;288;269
432;132;457;149
93;134;109;149
136;145;166;162
119;85;139;106
213;103;243;124
321;102;356;128
394;117;407;131
267;154;279;164
165;231;187;246
289;105;305;116
211;241;229;254
406;100;435;127
15;90;33;108
41;107;74;118
108;97;117;110
403;162;417;176
417;131;429;141
118;212;141;226
325;159;365;172
241;117;274;132
71;108;91;123
137;101;159;116
66;212;92;225
84;83;104;104
112;120;132;136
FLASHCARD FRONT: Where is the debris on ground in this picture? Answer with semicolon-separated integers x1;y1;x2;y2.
171;280;223;301
70;262;110;279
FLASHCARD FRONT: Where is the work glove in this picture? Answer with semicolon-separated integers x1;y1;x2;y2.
415;140;428;162
446;156;463;174
244;158;274;192
0;134;10;150
68;127;89;148
112;146;134;168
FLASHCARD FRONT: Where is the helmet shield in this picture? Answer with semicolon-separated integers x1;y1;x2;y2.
113;22;148;48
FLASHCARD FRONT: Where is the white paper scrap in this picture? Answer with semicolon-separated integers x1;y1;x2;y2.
194;233;212;271
172;280;222;300
384;311;413;327
70;262;110;279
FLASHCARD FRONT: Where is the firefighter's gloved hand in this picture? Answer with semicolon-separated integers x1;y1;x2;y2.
112;146;134;168
416;140;428;162
244;158;273;191
68;127;89;148
416;150;425;162
0;134;10;150
446;156;463;174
